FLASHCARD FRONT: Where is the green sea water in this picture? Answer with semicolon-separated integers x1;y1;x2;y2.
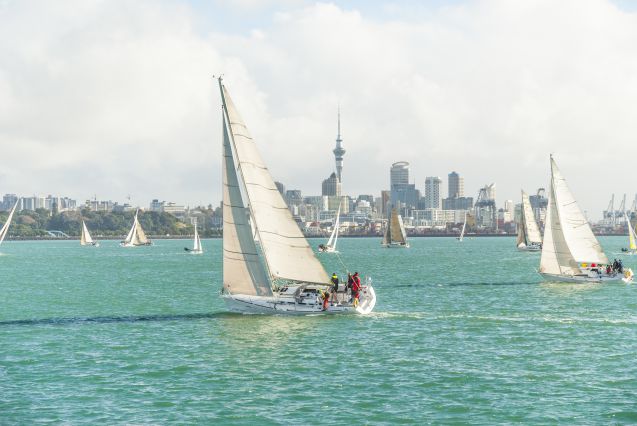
1;237;637;424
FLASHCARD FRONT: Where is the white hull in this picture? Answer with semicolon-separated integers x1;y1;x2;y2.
222;284;376;315
81;242;99;247
517;244;541;252
190;249;203;255
318;247;338;253
120;242;152;247
539;272;625;283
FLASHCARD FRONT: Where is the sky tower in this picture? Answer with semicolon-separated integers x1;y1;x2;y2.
333;107;345;182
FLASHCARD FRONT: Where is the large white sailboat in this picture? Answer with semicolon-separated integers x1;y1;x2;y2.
318;204;340;253
0;199;19;247
185;222;203;254
80;220;99;247
517;190;542;252
457;212;467;242
218;79;375;315
539;156;627;283
382;208;409;248
120;210;151;247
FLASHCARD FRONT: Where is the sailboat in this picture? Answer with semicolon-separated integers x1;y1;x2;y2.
457;212;467;242
185;222;203;254
120;210;152;247
382;208;409;248
621;212;637;255
0;199;19;247
539;156;628;282
80;220;99;247
318;204;340;253
517;190;542;251
218;78;376;314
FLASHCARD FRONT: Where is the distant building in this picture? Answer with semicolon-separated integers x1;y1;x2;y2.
285;190;303;211
275;181;286;196
390;162;410;187
442;196;474;210
2;194;19;211
333;108;346;182
321;172;341;197
389;162;419;213
448;171;464;198
424;177;442;209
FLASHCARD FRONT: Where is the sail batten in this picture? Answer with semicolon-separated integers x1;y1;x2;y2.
220;81;328;285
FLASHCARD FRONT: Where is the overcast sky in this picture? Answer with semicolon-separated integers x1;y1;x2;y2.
1;0;637;218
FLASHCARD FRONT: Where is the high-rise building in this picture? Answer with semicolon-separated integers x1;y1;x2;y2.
321;172;341;197
448;171;464;199
2;193;19;211
333;108;346;183
390;162;410;187
424;176;442;209
275;181;286;196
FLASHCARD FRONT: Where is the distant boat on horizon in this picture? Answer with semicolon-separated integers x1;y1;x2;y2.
318;203;340;253
184;222;203;254
382;208;409;248
80;220;99;247
120;210;151;247
457;212;467;242
0;199;20;248
516;190;542;252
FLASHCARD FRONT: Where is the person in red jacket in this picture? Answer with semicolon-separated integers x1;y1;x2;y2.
351;272;362;306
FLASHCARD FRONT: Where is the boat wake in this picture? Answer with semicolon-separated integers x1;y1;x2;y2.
0;312;230;327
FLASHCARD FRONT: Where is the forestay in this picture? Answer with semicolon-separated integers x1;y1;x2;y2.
220;82;328;285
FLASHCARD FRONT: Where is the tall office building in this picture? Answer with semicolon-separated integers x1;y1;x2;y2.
321;172;342;197
390;162;410;187
424;176;442;209
448;171;464;199
333;108;346;183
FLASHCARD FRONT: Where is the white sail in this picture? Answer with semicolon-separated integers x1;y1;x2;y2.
122;210;150;246
325;204;341;250
0;199;19;245
521;190;542;245
459;212;467;241
540;156;607;276
193;223;202;252
80;220;94;245
123;213;136;244
220;82;328;285
381;215;390;245
625;212;637;251
389;209;407;244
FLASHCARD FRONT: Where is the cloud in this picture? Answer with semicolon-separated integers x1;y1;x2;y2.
1;0;636;217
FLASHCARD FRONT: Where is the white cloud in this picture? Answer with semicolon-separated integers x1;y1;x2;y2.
1;0;636;217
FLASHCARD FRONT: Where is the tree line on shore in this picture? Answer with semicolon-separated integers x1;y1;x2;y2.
0;209;221;238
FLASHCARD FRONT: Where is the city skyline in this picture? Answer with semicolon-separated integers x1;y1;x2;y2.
2;1;637;219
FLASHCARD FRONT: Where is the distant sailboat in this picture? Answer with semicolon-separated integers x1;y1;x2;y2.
120;210;151;247
318;203;340;253
517;190;542;251
0;199;19;247
539;156;628;282
218;78;376;314
457;212;467;242
185;222;203;254
80;220;99;247
622;212;637;255
382;208;409;248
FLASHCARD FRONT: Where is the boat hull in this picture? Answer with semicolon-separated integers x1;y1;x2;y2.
222;285;376;315
120;242;152;247
518;244;541;252
539;272;625;283
382;243;410;248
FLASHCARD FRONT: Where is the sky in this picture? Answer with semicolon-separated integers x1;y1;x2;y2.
1;0;637;219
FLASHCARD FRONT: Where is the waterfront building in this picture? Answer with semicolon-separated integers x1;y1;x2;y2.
442;196;474;210
424;177;442;209
448;171;464;198
321;172;341;197
275;181;286;196
390;161;419;214
2;193;19;211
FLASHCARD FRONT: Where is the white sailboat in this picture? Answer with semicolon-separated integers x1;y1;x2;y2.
120;210;151;247
457;212;467;242
621;212;637;255
517;190;542;252
382;208;409;248
318;204;340;253
539;156;628;282
185;222;203;254
218;78;376;314
0;199;19;247
80;220;99;247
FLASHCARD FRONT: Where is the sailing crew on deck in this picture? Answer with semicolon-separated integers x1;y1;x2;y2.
351;272;362;305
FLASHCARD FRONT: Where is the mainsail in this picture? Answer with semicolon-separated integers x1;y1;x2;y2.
80;220;94;245
540;156;608;276
389;208;407;244
220;80;328;294
193;223;202;252
325;204;341;250
459;212;467;241
0;199;19;245
625;212;637;251
518;190;542;247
